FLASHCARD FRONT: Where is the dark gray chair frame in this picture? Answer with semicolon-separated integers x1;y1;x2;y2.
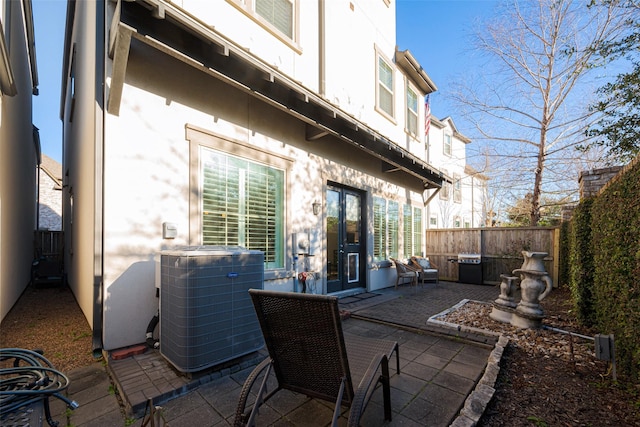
234;289;399;427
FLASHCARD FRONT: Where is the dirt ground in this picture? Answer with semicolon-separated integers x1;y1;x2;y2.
1;284;639;426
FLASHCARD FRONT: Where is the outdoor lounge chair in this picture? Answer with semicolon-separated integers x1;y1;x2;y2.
410;256;439;285
234;289;399;427
390;257;419;289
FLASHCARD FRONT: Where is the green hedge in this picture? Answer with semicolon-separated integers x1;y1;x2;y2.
568;198;595;326
558;220;571;288
567;159;640;380
590;162;640;381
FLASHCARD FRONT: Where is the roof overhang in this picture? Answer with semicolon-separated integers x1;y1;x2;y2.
110;0;446;189
394;48;437;95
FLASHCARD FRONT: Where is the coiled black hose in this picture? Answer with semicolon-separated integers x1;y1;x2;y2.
0;348;78;427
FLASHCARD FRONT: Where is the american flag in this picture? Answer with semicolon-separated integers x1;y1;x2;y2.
424;95;431;138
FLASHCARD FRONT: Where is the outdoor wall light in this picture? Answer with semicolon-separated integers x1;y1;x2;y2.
312;201;321;216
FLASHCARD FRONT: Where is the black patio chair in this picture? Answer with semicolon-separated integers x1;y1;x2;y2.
234;289;399;427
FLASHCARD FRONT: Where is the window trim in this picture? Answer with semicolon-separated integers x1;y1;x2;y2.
405;82;419;139
453;173;462;204
375;49;395;122
373;196;399;261
186;125;292;274
444;132;452;156
227;0;301;52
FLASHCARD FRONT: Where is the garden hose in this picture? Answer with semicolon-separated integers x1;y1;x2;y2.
0;348;78;427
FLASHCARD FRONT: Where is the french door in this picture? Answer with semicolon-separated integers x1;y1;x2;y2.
326;185;365;293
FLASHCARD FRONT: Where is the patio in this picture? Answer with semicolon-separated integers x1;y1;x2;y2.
48;281;503;426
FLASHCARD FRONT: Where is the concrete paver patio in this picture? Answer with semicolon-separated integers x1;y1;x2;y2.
49;281;504;426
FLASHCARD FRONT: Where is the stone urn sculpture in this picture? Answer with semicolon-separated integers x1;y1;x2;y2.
511;251;553;328
490;274;519;324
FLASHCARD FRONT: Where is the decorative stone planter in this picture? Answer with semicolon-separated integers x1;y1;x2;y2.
490;274;518;324
511;251;552;328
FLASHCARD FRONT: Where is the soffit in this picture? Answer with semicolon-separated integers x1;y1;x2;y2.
114;0;446;189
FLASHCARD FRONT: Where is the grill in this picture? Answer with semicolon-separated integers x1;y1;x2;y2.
456;253;483;285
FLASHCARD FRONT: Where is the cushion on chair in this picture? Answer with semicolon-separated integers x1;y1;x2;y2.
414;257;431;269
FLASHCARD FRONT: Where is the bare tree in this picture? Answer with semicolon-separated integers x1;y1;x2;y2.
455;0;631;225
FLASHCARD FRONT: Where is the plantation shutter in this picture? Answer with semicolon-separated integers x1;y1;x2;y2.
201;149;284;268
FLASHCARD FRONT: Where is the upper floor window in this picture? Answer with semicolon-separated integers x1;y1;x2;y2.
440;171;451;201
444;133;452;156
229;0;297;44
256;0;294;38
406;84;418;137
453;174;462;203
377;55;394;118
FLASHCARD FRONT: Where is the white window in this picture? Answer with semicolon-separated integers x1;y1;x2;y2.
229;0;297;42
406;85;418;136
373;197;398;261
444;133;452;156
377;55;394;118
255;0;294;39
440;172;451;201
201;147;285;269
453;174;462;203
430;215;438;227
454;217;462;228
403;205;423;256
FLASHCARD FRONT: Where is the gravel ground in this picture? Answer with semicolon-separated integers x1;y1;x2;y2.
0;285;95;372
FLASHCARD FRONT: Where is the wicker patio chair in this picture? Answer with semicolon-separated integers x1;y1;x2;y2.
410;256;439;285
234;289;398;427
390;257;419;289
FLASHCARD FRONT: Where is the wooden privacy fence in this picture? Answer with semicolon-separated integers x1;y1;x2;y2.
425;227;560;286
34;230;64;260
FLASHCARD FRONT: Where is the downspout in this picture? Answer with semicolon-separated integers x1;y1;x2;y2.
92;0;106;356
33;126;41;232
318;0;325;96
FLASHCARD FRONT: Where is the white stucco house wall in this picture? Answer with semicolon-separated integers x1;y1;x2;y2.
61;0;486;351
425;116;488;229
0;0;39;322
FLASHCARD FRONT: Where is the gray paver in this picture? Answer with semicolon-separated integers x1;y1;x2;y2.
51;281;505;427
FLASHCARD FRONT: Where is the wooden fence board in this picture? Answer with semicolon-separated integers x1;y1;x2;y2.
425;227;559;285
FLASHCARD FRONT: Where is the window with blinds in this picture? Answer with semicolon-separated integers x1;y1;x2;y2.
453;174;462;203
403;205;422;257
373;197;398;261
201;148;284;269
406;85;418;136
373;197;387;262
255;0;293;39
377;56;394;117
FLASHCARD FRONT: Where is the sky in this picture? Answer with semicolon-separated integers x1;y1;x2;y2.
31;0;497;164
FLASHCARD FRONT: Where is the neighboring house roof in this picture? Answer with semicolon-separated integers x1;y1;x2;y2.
40;154;63;190
429;116;471;144
464;164;489;181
